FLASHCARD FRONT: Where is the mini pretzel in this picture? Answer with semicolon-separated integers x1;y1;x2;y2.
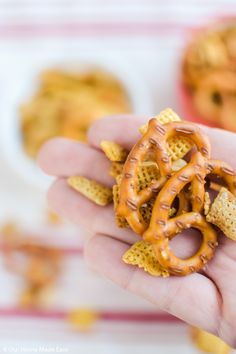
117;119;211;235
206;159;236;195
143;152;218;275
140;109;192;162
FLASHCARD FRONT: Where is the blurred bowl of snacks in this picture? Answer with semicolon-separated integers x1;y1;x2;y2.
179;18;236;131
1;58;153;189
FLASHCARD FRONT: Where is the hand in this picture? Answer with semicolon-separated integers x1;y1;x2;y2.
38;115;236;347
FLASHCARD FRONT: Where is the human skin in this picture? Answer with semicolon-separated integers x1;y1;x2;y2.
38;115;236;347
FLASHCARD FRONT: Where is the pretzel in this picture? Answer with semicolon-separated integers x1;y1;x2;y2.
205;159;236;195
143;151;218;275
140;109;192;162
117;119;211;236
112;161;160;228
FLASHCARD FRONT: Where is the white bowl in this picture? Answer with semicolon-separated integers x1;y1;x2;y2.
0;54;153;190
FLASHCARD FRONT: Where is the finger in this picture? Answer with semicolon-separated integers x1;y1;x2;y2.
87;115;146;150
38;138;113;185
88;115;236;169
49;177;204;258
48;178;138;244
85;234;222;334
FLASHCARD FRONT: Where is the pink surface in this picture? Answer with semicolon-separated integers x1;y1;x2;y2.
0;306;181;323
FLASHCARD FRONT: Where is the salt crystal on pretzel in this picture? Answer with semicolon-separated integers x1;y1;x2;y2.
100;140;128;162
122;240;169;277
206;187;236;241
68;176;113;206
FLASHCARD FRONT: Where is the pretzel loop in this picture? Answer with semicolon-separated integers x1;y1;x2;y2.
117;120;211;235
151;213;217;275
206;159;236;195
143;152;218;275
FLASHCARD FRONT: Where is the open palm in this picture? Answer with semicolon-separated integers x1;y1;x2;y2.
38;115;236;347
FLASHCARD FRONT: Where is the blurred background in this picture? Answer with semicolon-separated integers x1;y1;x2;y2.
1;0;236;353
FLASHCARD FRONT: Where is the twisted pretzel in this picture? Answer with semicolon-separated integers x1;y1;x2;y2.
206;159;236;195
143;152;218;275
117;119;211;235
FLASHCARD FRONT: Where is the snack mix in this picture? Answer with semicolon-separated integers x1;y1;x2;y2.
1;223;61;307
69;108;236;278
20;68;131;158
182;22;236;131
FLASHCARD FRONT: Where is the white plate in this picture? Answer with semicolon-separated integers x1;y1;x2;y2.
0;53;153;190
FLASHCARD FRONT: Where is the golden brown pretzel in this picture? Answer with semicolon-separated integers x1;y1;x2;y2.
143;152;218;275
117;119;211;235
206;159;236;195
